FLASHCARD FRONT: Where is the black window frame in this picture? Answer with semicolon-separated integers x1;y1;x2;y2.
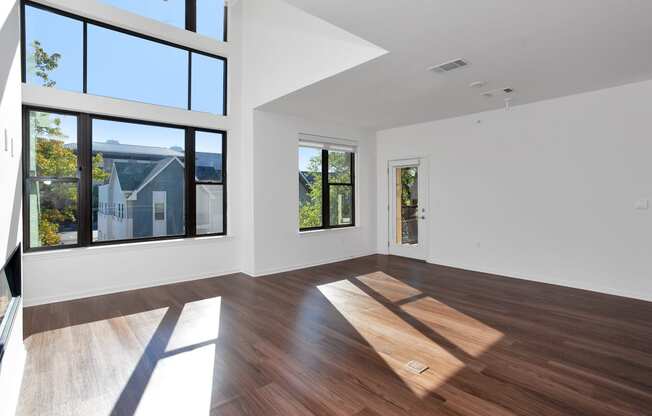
22;105;228;253
299;148;356;232
21;0;228;115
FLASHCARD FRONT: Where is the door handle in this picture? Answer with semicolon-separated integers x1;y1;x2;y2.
420;216;426;220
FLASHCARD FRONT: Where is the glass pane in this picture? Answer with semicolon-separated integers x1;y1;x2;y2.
28;180;78;248
197;0;226;41
396;167;418;245
87;24;188;109
28;111;78;178
101;0;184;29
91;119;186;242
298;146;322;229
191;53;225;115
328;150;352;183
195;131;223;182
0;268;10;324
329;185;353;226
24;6;83;92
196;184;223;235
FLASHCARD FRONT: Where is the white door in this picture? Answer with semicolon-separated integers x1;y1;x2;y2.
388;159;428;260
152;191;167;237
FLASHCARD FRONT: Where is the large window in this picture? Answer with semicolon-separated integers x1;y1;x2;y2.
101;0;227;42
22;2;227;114
299;143;355;231
23;108;227;251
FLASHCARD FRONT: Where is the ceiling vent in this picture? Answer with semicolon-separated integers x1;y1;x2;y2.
428;59;469;74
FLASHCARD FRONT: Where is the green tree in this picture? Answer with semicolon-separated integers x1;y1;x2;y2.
32;114;109;246
299;156;323;228
29;40;61;87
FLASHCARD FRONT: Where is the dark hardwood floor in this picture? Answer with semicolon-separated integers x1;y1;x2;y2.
18;255;652;416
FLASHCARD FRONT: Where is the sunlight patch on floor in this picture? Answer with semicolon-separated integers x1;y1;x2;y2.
401;296;504;357
355;271;423;303
318;276;503;397
21;307;169;415
166;297;222;351
135;344;216;416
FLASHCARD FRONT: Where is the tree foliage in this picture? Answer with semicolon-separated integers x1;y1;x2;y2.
30;40;61;87
31;112;109;246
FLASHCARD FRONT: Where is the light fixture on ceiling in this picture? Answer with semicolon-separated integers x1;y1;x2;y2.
469;81;486;88
481;87;514;98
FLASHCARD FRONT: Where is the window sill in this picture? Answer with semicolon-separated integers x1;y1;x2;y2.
298;226;360;237
23;234;235;261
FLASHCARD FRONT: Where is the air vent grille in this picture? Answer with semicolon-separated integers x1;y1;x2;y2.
428;59;469;74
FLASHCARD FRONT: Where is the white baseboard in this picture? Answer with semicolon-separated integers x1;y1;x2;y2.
23;268;241;307
23;252;378;306
427;257;652;303
251;251;377;277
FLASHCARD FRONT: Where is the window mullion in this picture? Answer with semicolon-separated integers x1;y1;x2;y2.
322;149;329;229
351;153;356;227
83;21;88;93
186;127;197;237
186;0;197;32
78;113;92;246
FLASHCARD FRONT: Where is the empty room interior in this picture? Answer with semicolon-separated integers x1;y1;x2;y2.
1;0;652;415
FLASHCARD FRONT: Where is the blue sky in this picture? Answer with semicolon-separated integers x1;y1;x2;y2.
299;147;321;172
26;4;225;154
93;119;185;150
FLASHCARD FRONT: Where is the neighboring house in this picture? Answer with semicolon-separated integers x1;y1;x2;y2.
98;158;185;241
66;140;223;240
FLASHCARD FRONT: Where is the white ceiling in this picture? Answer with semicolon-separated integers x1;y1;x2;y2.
260;0;652;130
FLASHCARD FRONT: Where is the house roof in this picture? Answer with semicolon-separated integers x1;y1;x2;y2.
65;142;184;158
130;158;184;198
113;161;159;192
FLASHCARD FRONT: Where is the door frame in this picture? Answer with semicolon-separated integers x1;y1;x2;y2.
387;157;429;260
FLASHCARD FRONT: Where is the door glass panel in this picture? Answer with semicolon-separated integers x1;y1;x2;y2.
395;167;418;245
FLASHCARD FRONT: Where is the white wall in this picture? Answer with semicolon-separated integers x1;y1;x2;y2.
241;0;385;109
238;0;384;274
0;0;25;414
377;80;652;301
252;110;377;275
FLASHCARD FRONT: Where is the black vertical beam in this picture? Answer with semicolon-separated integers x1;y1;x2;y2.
21;108;30;249
221;131;227;234
78;113;92;245
350;153;356;226
20;1;26;83
82;21;87;93
187;52;192;110
186;0;197;32
185;128;196;237
321;149;329;228
223;3;228;42
222;59;227;116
